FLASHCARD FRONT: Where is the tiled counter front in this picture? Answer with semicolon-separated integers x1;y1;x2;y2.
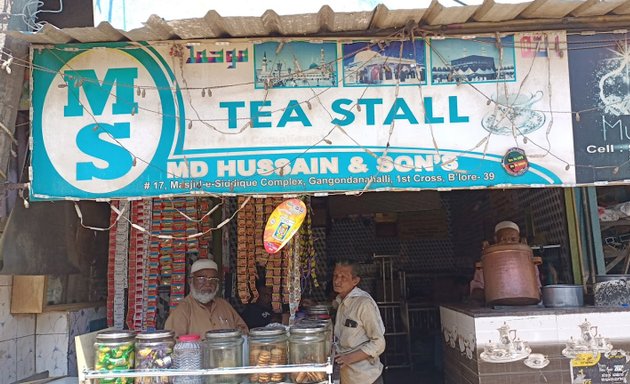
0;275;35;384
441;305;630;384
36;306;106;377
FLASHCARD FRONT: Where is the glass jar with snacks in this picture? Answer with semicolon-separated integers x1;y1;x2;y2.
94;330;136;384
203;329;243;384
248;326;288;384
172;334;203;384
304;305;333;356
135;330;175;383
299;318;332;356
288;325;327;384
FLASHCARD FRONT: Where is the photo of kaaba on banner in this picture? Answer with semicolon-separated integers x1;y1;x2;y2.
429;36;516;85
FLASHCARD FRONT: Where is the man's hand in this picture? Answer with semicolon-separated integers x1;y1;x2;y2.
335;350;370;367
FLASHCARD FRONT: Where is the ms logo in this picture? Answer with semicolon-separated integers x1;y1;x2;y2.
31;45;179;198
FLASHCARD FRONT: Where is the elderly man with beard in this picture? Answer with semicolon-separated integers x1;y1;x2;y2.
164;259;248;337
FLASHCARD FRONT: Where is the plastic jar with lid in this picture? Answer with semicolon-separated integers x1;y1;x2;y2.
135;330;175;383
248;326;288;384
172;334;202;384
203;329;243;384
288;325;327;384
94;330;136;384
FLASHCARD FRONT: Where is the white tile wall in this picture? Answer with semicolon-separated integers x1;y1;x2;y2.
586;312;630;340
35;311;67;376
0;278;39;381
16;335;35;381
0;339;17;384
16;314;36;338
36;311;69;334
36;333;69;376
2;278;101;378
0;276;12;286
557;313;595;342
475;316;517;349
0;286;18;342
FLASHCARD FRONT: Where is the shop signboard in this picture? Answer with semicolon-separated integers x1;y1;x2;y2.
31;32;574;200
568;33;630;184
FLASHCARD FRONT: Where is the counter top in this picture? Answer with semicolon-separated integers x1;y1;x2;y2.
440;303;630;317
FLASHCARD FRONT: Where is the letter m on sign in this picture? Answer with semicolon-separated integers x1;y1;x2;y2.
63;68;138;117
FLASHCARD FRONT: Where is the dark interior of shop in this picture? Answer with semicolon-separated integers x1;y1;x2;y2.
220;188;572;383
4;188;576;383
298;188;573;383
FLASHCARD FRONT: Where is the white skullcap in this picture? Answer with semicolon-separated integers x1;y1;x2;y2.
495;221;519;233
191;259;218;274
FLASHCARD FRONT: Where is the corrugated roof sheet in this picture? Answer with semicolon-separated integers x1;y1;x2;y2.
10;1;630;44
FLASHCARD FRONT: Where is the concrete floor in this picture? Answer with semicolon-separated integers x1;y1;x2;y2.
383;368;444;384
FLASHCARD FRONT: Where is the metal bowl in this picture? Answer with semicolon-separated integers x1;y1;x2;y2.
542;285;584;308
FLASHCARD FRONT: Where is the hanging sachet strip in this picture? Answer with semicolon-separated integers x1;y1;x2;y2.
129;199;150;330
145;198;163;330
139;199;155;330
300;198;319;294
126;201;138;330
158;198;173;289
106;201;118;327
289;235;302;325
236;196;251;304
197;197;213;259
169;197;188;307
114;202;129;329
246;199;258;303
271;197;283;313
254;198;267;267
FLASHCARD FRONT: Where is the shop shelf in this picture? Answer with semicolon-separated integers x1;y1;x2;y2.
82;361;334;382
76;329;334;383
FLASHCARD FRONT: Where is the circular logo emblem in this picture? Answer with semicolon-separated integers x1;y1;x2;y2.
502;147;529;176
35;46;178;197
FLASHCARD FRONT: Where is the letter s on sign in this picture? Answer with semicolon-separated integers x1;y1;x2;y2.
76;122;134;181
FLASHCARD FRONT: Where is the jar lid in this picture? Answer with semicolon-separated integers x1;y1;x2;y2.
300;319;330;327
306;313;331;320
305;305;330;315
96;330;136;340
205;329;242;339
135;330;174;340
249;326;287;337
290;324;326;335
178;334;201;342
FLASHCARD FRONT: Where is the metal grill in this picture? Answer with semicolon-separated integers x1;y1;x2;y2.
517;188;572;282
326;205;455;273
408;305;440;337
301;227;329;302
446;188;569;280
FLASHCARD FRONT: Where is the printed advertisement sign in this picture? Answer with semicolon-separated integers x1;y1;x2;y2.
31;32;574;200
571;352;629;384
569;33;630;184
